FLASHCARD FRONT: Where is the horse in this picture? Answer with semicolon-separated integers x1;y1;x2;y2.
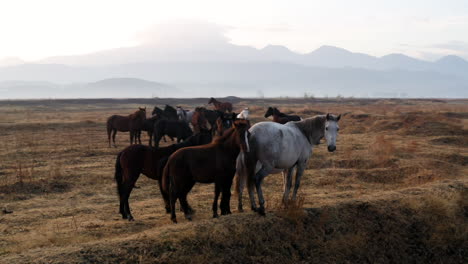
237;114;341;215
162;120;250;223
191;107;211;133
107;107;146;147
237;108;250;120
208;97;233;113
114;130;213;221
176;106;194;123
215;112;237;136
164;105;179;120
140;115;159;146
153;119;193;147
264;107;301;124
152;106;178;121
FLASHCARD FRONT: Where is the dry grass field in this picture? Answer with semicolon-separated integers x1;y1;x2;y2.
0;97;467;263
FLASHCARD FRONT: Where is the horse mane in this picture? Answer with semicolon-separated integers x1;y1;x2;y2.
212;127;236;144
293;115;326;144
129;109;145;120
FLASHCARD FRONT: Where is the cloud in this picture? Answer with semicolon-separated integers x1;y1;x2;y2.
133;20;232;48
431;41;468;52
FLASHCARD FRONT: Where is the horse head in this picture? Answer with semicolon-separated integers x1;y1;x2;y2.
208;97;216;104
264;107;274;118
152;106;163;117
325;113;341;152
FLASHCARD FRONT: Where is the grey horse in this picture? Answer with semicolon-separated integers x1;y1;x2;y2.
176;106;194;123
236;114;341;215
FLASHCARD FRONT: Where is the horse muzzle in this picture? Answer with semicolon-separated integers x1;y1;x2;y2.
327;145;336;152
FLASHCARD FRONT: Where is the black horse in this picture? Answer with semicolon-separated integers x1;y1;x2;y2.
152;105;178;121
153;119;193;147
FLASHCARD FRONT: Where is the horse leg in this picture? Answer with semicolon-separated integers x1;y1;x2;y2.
212;183;221;218
107;126;112;147
220;182;233;215
235;154;245;212
169;190;178;223
248;176;257;212
291;162;306;201
112;129;117;147
138;130;142;144
180;192;193;221
147;131;152;147
129;131;133;145
282;167;295;206
254;166;272;216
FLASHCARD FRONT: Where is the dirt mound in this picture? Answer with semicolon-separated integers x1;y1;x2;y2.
443;112;468;119
369;112;466;137
3;182;466;264
0;180;71;200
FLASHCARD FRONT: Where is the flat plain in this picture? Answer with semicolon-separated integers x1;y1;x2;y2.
0;97;467;263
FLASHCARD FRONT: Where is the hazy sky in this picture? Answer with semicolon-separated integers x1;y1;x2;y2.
1;0;467;61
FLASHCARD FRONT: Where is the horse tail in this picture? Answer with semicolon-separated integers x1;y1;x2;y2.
114;151;124;199
161;160;171;194
234;152;246;195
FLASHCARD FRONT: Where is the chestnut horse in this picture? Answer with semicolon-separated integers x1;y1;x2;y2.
264;107;301;124
208;97;233;113
162;120;250;223
107;107;146;147
114;130;213;221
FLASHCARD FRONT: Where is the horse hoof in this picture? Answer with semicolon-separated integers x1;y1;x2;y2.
171;218;178;224
128;216;135;221
251;207;258;212
185;215;192;221
165;208;171;214
257;208;266;216
238;208;244;213
213;214;219;218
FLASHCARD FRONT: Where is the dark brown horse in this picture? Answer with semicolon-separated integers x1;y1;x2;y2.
114;130;213;221
162;120;250;223
264;107;301;124
191;107;210;133
208;97;233;113
107;107;146;147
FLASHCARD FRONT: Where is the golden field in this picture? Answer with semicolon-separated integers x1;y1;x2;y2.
0;97;467;263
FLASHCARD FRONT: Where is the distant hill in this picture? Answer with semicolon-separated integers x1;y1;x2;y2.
1;24;468;98
0;78;177;99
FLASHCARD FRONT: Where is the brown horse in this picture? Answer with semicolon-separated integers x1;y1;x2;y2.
162;120;250;223
264;107;301;124
208;97;233;113
107;107;146;147
114;130;213;221
191;107;210;133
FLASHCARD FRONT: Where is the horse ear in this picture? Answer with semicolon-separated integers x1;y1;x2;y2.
326;113;330;120
336;114;341;121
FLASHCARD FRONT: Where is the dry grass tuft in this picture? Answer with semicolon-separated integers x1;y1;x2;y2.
369;135;396;166
271;195;307;224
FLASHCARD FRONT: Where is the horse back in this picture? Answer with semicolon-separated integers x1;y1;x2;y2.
250;122;310;168
167;144;236;184
108;115;131;131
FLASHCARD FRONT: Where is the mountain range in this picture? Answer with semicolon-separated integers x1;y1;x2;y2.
1;42;467;98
